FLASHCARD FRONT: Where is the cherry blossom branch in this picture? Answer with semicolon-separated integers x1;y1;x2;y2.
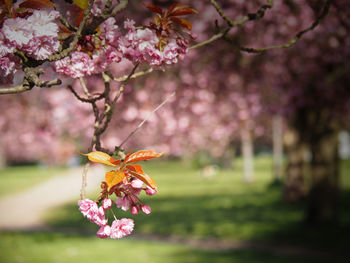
82;0;128;35
109;67;154;82
118;92;175;148
49;0;94;61
0;67;62;94
238;0;332;53
190;0;273;50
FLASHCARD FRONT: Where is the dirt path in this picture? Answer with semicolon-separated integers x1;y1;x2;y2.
0;165;105;230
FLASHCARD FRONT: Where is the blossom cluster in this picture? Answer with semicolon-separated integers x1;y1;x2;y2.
54;17;121;78
118;20;188;67
78;198;134;239
0;10;60;83
54;18;188;78
78;178;156;239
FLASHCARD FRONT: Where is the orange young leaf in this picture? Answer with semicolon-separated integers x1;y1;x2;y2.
167;4;197;17
126;164;144;175
170;17;192;30
125;150;164;164
19;0;54;10
73;0;88;9
105;170;125;190
146;4;163;15
82;151;117;167
109;157;122;166
126;165;157;190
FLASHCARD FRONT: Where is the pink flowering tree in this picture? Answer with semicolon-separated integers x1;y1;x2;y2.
0;0;336;236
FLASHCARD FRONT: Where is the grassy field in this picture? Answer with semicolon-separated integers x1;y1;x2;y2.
0;232;329;263
0;165;67;197
0;157;349;263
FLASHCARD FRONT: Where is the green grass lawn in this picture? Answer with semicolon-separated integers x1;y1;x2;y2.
45;157;350;251
0;157;349;263
0;165;67;197
0;232;331;263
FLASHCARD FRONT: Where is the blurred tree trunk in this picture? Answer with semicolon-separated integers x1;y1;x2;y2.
283;127;307;201
0;140;5;168
306;114;339;224
273;114;283;180
241;125;254;183
221;143;236;169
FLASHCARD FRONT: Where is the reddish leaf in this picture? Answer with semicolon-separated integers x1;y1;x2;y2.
105;170;125;190
146;4;163;15
75;9;84;27
125;150;164;164
167;4;197;17
109;157;122;166
170;17;192;30
126;165;157;190
59;25;72;33
126;164;144;175
19;0;54;10
167;3;178;16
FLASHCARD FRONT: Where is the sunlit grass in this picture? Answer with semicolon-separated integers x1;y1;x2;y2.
0;165;67;197
45;157;350;252
0;157;349;263
0;232;326;263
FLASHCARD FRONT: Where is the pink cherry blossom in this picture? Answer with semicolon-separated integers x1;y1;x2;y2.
90;206;107;226
145;186;157;196
102;198;112;210
96;225;111;239
115;194;132;211
131;179;143;188
110;218;134;239
78;199;98;220
54;52;95;78
131;205;139;215
2;17;32;48
141;204;151;214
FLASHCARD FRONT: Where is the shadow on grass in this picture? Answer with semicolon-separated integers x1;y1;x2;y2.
46;187;350;254
0;231;339;263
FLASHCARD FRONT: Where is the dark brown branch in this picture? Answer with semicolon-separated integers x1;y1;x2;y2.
0;67;61;94
49;0;94;61
189;0;273;50
238;0;332;53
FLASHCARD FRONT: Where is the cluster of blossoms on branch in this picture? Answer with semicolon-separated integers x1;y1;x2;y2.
78;150;162;239
0;0;197;83
0;8;60;83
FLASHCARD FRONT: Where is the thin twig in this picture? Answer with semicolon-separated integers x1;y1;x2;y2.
118;92;175;148
79;77;92;98
238;0;332;53
110;67;154;83
189;0;273;50
80;162;90;200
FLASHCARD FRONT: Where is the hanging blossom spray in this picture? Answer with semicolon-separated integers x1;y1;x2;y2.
78;150;162;239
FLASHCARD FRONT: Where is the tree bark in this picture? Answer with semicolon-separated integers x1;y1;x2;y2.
273;114;283;180
283;127;307;201
306;129;339;224
241;126;254;183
